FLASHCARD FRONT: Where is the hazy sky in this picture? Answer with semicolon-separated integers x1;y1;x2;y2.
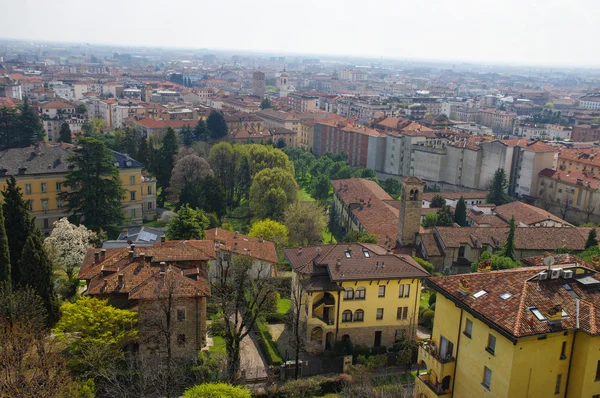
1;0;599;67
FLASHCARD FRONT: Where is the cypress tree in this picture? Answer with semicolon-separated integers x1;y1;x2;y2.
2;176;33;286
19;231;59;325
58;122;72;143
486;168;510;205
206;110;228;139
137;136;149;166
194;119;209;142
430;194;445;208
502;216;517;261
454;196;468;226
157;128;179;204
0;205;10;283
17;99;46;146
586;228;598;249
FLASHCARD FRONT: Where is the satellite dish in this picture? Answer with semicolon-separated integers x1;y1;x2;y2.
543;256;555;267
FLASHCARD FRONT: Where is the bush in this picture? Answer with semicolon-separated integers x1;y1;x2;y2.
428;292;437;307
412;256;434;274
183;383;251;398
272;277;292;298
334;338;354;356
357;354;388;370
320;374;353;394
264;312;286;324
208;319;226;337
278;377;323;398
255;320;282;366
207;303;222;320
420;309;435;330
352;344;370;358
264;291;280;314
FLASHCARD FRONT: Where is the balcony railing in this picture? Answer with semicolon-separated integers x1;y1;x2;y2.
420;341;455;364
417;373;452;396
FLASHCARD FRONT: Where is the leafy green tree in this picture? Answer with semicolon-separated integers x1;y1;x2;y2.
311;174;331;203
430;194;445;208
248;219;289;249
2;176;33;286
0;206;10;283
486;168;510;205
276;138;286;148
63;138;125;233
76;104;87;114
53;296;138;375
437;204;454;226
180;125;195;147
0;107;19;149
421;213;439;228
381;178;402;199
342;231;378;243
260;98;272;110
586;228;598;249
246;144;294;176
19;231;59;325
197;175;226;217
471;251;519;272
166;205;209;240
502;215;517;261
454;196;467;226
209;142;237;208
207;110;228;140
17;100;45;146
137;136;149;166
157;128;179;204
250;168;298;220
284;201;326;246
58;122;72;143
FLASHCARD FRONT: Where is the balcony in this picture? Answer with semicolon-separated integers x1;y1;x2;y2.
417;340;455;395
420;340;456;364
416;372;452;396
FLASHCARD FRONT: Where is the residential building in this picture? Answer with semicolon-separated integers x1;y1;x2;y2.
257;109;301;133
133;118;199;137
287;92;319;113
0;76;23;100
252;71;265;99
417;265;600;397
416;226;589;273
571;124;600;142
284;243;429;351
0;143;156;233
102;81;124;98
578;95;600;110
336;98;390;121
478;108;516;134
514;123;571;141
421;191;487;209
270;127;296;147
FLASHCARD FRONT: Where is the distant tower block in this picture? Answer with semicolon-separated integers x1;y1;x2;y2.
397;176;424;247
252;71;265;98
279;67;289;98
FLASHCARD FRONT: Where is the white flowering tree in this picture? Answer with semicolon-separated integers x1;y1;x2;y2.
44;217;96;280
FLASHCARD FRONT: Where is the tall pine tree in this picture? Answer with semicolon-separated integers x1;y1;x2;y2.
63;137;125;233
2;176;33;286
0;205;10;283
437;203;455;226
157;128;179;204
586;228;598;249
194;119;209;142
137;136;149;166
502;216;517;261
454;196;467;226
206;110;228;140
486;168;510;205
19;231;59;325
17;99;45;147
58;122;72;143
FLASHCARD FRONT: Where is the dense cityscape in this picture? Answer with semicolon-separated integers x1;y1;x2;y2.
2;17;600;398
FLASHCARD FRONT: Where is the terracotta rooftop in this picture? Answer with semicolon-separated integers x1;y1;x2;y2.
428;265;600;340
493;201;571;226
205;228;278;264
539;168;600;190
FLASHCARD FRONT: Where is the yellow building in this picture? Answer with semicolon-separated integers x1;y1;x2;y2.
0;143;156;234
416;263;600;398
284;243;429;352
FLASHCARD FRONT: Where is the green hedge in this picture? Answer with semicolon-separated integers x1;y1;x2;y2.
255;320;283;366
183;383;251;398
412;256;434;274
264;312;286;324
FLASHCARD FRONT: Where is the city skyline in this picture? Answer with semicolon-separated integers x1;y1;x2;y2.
1;0;599;68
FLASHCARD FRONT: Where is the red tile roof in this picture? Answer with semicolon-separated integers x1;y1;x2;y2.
205;228;278;264
493;201;571;226
539;168;600;190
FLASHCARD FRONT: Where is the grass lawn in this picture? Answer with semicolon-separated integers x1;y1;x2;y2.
210;335;226;356
298;187;315;202
143;220;167;228
277;298;291;314
420;289;431;309
322;228;337;244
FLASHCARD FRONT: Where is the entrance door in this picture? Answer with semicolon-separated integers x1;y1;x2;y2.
374;331;382;347
325;332;334;351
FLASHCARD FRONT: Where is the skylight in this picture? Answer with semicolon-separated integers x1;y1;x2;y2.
363;250;370;258
562;310;569;318
344;250;351;258
500;292;513;300
530;308;546;321
472;290;487;299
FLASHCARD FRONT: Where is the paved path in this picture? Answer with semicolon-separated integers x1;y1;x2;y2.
240;332;269;381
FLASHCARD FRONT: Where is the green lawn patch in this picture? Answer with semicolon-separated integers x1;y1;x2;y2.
322;228;337;244
143;220;167;228
299;188;315;202
210;335;226;356
277;298;291;315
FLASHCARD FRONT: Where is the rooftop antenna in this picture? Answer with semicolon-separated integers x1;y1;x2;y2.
544;255;554;271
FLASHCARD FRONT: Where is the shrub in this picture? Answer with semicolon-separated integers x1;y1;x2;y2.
264;312;286;324
428;292;437;307
255;320;282;366
357;354;388;370
272;277;292;298
208;319;226;337
278;377;323;398
420;309;435;330
183;383;251;398
334;338;354;356
412;256;434;273
352;344;370;358
320;374;353;394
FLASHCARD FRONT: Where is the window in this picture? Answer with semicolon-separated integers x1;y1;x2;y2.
464;319;473;338
56;182;62;191
41;182;47;193
342;310;353;322
25;184;31;194
43;218;49;229
483;367;492;390
397;306;408;320
500;292;512;300
147;185;152;195
131;209;136;218
177;309;186;322
458;245;466;258
399;284;410;298
344;250;351;258
472;290;487;299
555;374;562;395
27;200;33;211
56;196;63;209
596;360;600;381
487;334;496;355
130;176;135;185
353;309;364;322
376;308;384;320
344;288;354;300
355;287;366;300
177;334;186;346
130;191;136;201
560;341;567;360
363;249;370;258
378;286;386;297
41;198;48;211
147;202;153;210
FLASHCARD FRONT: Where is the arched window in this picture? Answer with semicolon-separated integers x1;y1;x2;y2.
342;310;353;322
344;288;354;300
355;287;366;300
354;309;364;322
409;189;416;201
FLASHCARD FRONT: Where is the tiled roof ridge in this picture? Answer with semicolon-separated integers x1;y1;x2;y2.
514;280;531;336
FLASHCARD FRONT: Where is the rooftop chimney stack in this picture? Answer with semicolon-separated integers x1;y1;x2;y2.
118;274;124;287
94;251;100;264
131;244;136;257
234;231;239;239
298;247;303;255
259;234;264;242
100;249;106;261
161;236;166;244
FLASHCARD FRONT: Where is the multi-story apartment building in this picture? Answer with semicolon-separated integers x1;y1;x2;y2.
336;98;391;121
284;243;429;352
0;143;156;234
450;106;479;123
257;108;301;133
578;95;600;110
478;108;516;134
515;123;571;140
287;92;319;113
417;264;600;398
571;124;600;142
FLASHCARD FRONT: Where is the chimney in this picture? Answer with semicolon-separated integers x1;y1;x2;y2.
100;249;106;261
160;236;166;244
123;228;128;238
259;234;264;242
128;250;134;259
381;261;385;268
94;251;100;264
336;258;341;271
130;244;136;257
234;231;239;239
118;274;124;287
298;247;303;255
234;242;238;249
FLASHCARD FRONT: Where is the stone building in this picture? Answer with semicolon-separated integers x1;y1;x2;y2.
398;177;424;247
